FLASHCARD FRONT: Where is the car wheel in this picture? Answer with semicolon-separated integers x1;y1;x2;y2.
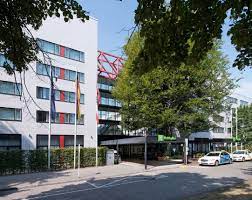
215;160;219;166
242;157;245;162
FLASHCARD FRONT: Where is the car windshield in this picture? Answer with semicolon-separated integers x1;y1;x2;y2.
206;153;220;156
233;151;245;154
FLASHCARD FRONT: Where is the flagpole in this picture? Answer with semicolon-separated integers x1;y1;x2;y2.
96;89;99;167
48;61;52;170
74;70;78;169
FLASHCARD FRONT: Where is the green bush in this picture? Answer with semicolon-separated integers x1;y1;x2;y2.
0;147;107;176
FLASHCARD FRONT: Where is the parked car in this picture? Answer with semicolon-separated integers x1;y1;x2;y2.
231;150;252;162
198;151;232;166
114;150;121;164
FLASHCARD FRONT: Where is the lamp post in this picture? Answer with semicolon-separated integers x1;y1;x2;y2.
230;108;233;153
235;107;238;151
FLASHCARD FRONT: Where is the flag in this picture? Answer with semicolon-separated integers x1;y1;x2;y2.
50;67;56;120
96;88;100;124
76;73;81;120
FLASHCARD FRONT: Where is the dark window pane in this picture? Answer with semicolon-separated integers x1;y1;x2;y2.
69;70;76;81
69;92;75;103
37;111;48;123
80;94;84;104
64;69;70;80
0;108;14;120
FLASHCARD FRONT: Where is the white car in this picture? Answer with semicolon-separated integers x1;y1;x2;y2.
232;150;252;162
198;151;232;166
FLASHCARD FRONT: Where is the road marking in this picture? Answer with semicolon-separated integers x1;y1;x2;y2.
85;181;99;188
26;179;148;199
99;177;129;188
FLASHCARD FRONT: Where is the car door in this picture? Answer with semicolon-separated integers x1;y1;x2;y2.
249;151;252;160
220;152;225;164
222;152;229;163
224;152;231;163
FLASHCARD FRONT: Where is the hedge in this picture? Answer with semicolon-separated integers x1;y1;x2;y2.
0;147;107;176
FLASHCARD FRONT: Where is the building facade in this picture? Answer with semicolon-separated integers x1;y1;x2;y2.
0;17;98;150
189;93;252;155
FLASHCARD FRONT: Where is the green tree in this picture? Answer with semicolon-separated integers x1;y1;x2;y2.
134;0;251;73
0;0;88;74
113;33;235;137
236;105;252;144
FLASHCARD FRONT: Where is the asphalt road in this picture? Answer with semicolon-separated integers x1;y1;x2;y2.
3;161;252;200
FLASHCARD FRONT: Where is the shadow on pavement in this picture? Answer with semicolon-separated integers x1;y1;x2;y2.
6;171;251;200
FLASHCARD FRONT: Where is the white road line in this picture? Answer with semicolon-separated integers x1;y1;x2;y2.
26;179;148;199
99;177;129;188
85;181;99;188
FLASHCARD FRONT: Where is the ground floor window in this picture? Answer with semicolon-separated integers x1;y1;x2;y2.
0;134;21;150
37;134;84;149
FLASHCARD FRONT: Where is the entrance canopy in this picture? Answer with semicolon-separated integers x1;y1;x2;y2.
100;136;184;146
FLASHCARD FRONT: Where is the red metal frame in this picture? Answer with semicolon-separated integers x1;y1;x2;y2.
97;50;124;80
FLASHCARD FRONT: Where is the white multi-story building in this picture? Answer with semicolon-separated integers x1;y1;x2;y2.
0;17;98;150
189;93;252;154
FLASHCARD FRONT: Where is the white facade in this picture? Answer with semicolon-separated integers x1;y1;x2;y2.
0;17;98;149
189;93;252;141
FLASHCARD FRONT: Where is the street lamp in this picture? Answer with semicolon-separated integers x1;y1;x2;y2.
235;107;238;151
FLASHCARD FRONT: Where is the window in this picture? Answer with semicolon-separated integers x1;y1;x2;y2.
38;39;85;62
36;62;85;83
0;134;21;150
37;135;60;149
36;63;50;76
98;110;120;121
213;127;224;133
52;113;60;123
0;107;21;121
80;94;85;104
80;52;85;62
37;87;49;99
78;115;84;125
37;111;84;125
63;91;69;102
69;70;76;81
37;111;49;123
55;90;60;101
38;39;60;55
0;81;22;96
64;69;70;80
78;72;85;83
70;113;75;124
64;113;70;124
0;54;14;69
65;135;84;147
36;87;84;104
64;47;85;62
226;96;238;104
69;92;75;103
53;67;61;78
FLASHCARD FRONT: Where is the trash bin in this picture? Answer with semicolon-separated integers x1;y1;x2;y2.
106;149;115;165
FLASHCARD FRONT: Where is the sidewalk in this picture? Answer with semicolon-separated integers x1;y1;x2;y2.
0;161;182;192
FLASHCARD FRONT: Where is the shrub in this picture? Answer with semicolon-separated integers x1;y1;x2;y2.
0;147;107;176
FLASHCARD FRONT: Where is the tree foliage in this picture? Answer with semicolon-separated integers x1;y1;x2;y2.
236;104;252;144
113;33;235;137
134;0;252;73
0;0;89;74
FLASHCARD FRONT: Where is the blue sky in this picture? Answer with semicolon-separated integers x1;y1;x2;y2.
80;0;252;98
